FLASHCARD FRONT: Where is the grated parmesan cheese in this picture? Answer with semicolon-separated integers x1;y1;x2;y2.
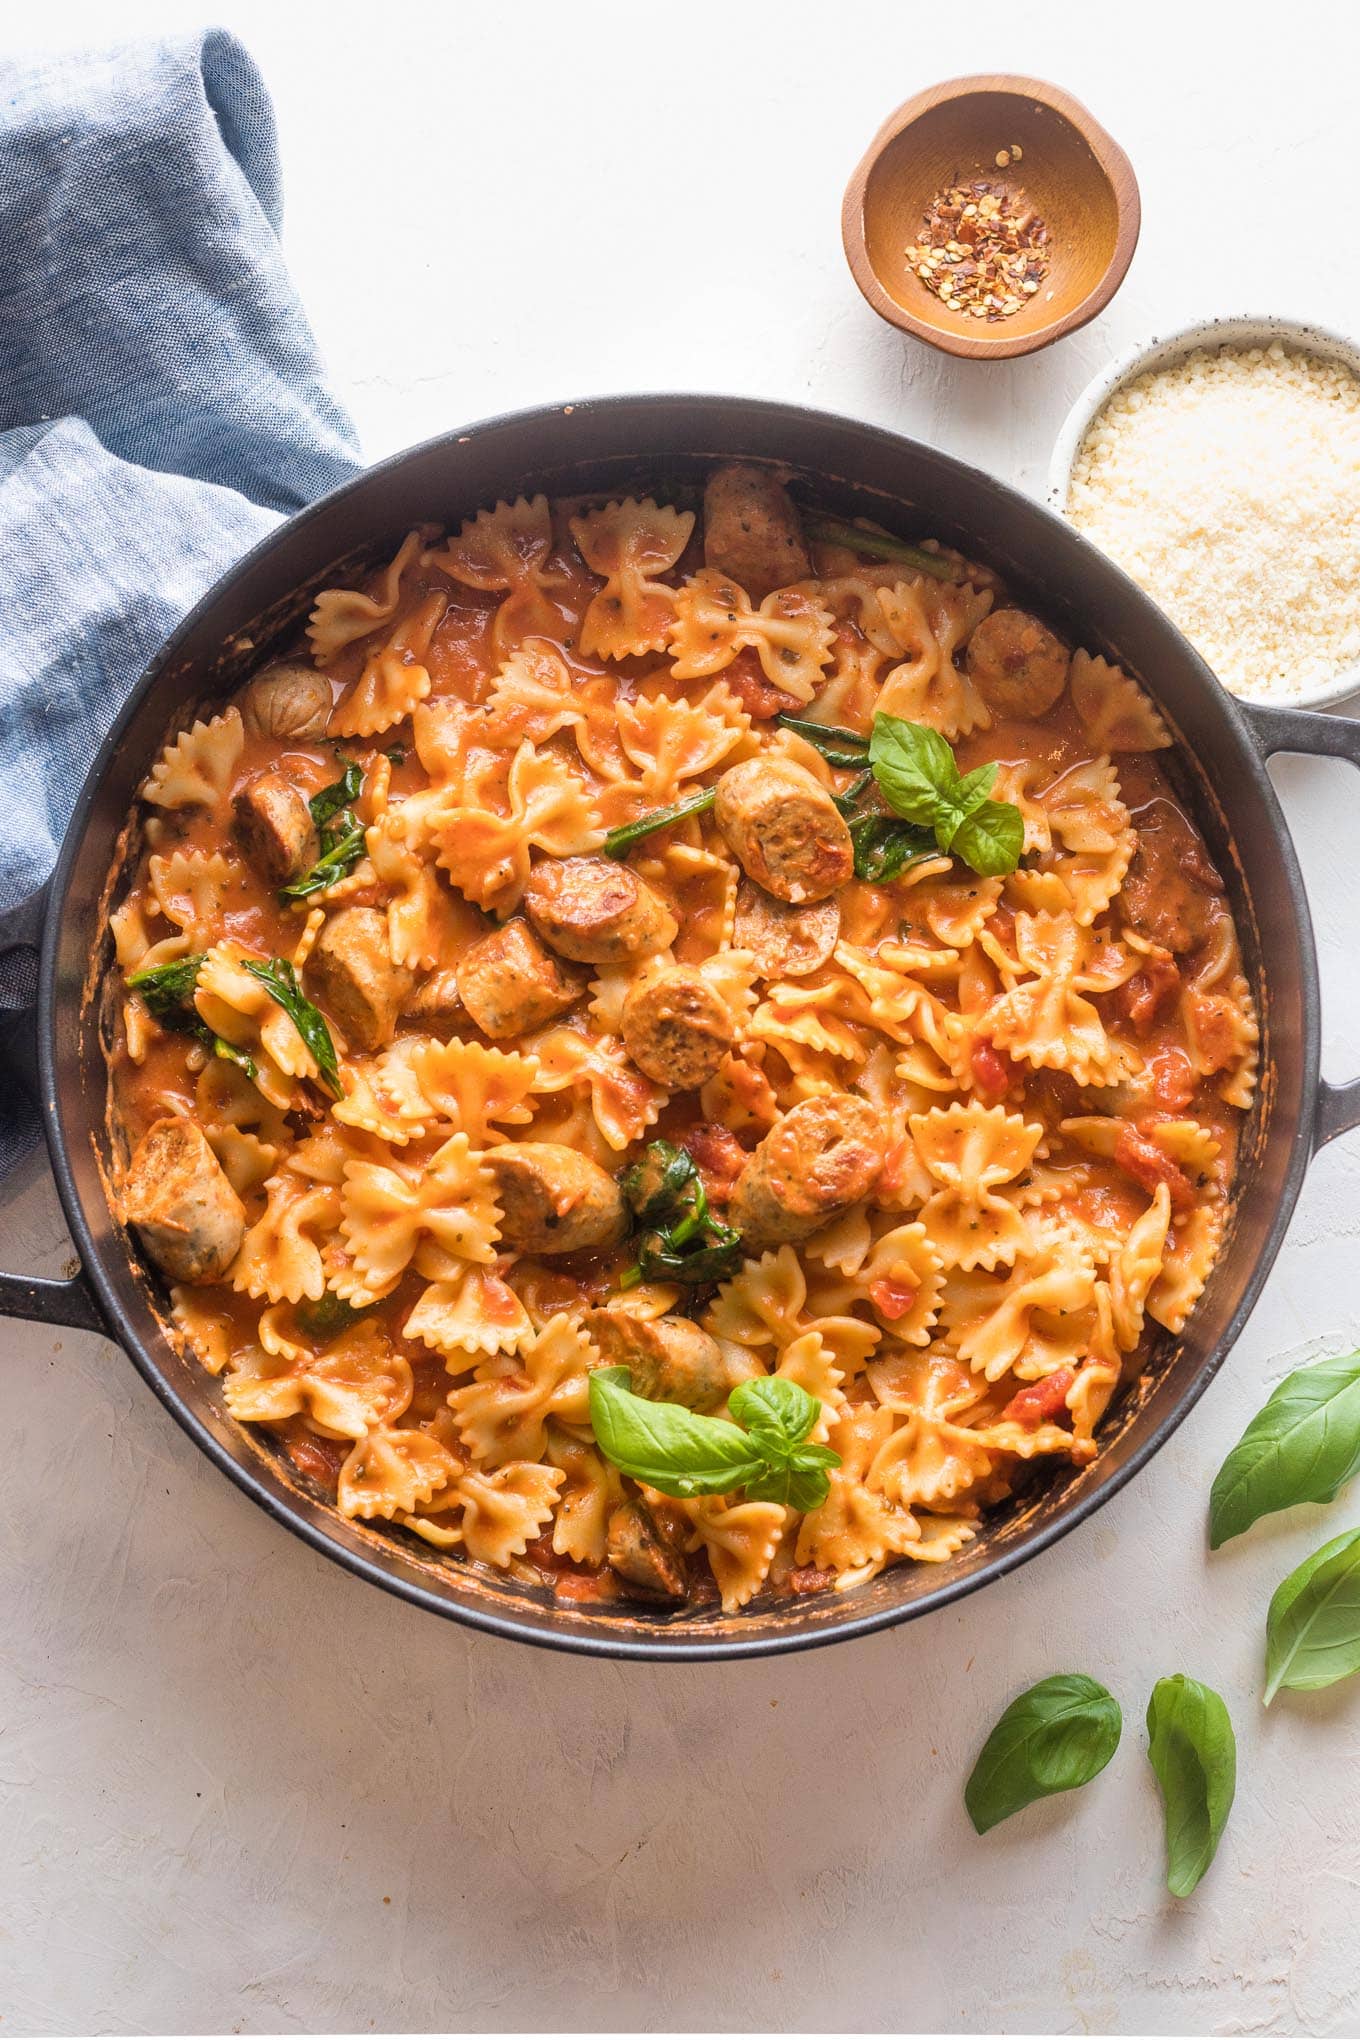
1067;341;1360;702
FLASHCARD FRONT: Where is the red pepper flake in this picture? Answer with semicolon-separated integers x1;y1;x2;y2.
907;173;1050;323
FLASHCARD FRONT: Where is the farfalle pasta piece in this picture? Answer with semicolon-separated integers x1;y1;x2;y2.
224;1321;414;1438
142;707;244;813
429;740;603;913
482;640;620;779
404;1038;540;1145
409;1461;565;1567
668;569;835;706
544;1423;623;1566
1070;649;1172;753
340;1132;501;1293
333;1036;439;1145
527;1025;664;1149
147;849;238;945
706;1246;809;1348
404;1265;532;1363
1182;975;1260;1111
978;914;1140;1086
908;1103;1044;1272
799;573;902;731
1108;1184;1173;1350
169;1286;235;1376
338;1425;462;1520
1148;1200;1226;1334
793;1406;923;1573
425;496;565;657
570;497;695;659
448;1313;593;1467
678;1495;786;1613
327;589;447;739
194;942;317;1108
953;1242;1099;1383
612;681;749;806
365;811;459;971
1006;758;1133;928
308;530;424;665
230;1164;343;1305
875;579;994;739
866;1411;1002;1512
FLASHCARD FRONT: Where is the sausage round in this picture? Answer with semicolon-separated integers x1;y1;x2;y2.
584;1306;736;1409
728;1096;881;1248
703;464;811;602
238;660;333;741
964;608;1070;718
523;856;678;966
620;965;735;1089
307;906;414;1050
455;918;584;1038
733;879;840;979
123;1116;246;1284
606;1498;688;1601
714;758;853;904
484;1142;628;1255
232;768;319;885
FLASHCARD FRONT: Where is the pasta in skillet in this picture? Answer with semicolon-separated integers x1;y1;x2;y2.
107;464;1256;1617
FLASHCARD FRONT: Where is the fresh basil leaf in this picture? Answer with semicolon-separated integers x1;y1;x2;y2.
280;821;368;899
621;1141;697;1225
588;1367;763;1497
1264;1526;1360;1702
849;813;939;883
950;797;1025;877
212;1035;258;1081
728;1375;819;1457
953;759;1000;816
383;742;407;766
603;788;717;860
832;767;875;819
745;1441;840;1510
802;516;960;583
633;1224;743;1288
965;1674;1121;1835
127;952;206;1024
869;714;963;832
773;714;871;768
295;1292;367;1337
1209;1351;1360;1547
309;762;362;829
241;957;343;1099
1145;1675;1236;1895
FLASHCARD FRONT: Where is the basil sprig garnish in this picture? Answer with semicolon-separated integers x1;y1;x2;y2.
868;715;1024;878
774;714;872;769
1209;1350;1360;1548
964;1674;1121;1835
803;514;960;583
602;788;717;861
241;956;344;1099
1263;1526;1360;1702
588;1367;840;1510
619;1139;743;1288
282;762;367;899
848;813;939;883
126;953;257;1080
1145;1675;1236;1895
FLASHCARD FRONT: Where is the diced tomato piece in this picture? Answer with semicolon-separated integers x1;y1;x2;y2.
721;647;802;720
869;1278;919;1322
1113;1123;1197;1212
683;1120;749;1206
787;1564;836;1596
1002;1366;1076;1427
876;1136;915;1202
285;1429;346;1488
1114;951;1181;1035
1148;1044;1197;1111
971;1040;1013;1100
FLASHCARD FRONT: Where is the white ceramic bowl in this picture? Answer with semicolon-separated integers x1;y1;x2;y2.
1047;312;1360;711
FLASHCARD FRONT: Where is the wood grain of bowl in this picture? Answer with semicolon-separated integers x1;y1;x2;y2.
842;74;1140;361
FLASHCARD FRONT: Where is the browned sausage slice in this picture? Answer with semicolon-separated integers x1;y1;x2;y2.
733;880;840;979
123;1116;246;1284
703;464;811;601
1122;800;1226;955
523;856;678;965
714;758;853;904
964;608;1070;718
728;1096;881;1249
620;966;736;1088
238;660;334;741
232;768;320;885
455;918;584;1038
584;1307;736;1409
306;906;414;1050
606;1498;689;1602
484;1142;627;1255
405;966;463;1022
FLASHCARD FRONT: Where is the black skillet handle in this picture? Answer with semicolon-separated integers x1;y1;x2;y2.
0;887;108;1335
1242;700;1360;1149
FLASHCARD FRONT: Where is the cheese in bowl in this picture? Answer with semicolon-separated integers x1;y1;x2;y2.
1061;328;1360;706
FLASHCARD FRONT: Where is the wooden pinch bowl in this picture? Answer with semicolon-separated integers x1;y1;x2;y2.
842;74;1140;361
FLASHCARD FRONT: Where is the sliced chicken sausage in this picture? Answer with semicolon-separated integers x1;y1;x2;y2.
584;1306;739;1410
714;758;853;904
733;880;840;979
523;856;678;965
306;906;414;1050
232;768;319;885
238;660;333;741
606;1498;689;1602
964;608;1070;718
455;918;584;1038
485;1142;628;1256
703;464;811;602
728;1095;881;1249
123;1116;246;1284
620;965;735;1089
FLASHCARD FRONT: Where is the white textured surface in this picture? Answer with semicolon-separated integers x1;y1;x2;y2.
5;2;1360;2033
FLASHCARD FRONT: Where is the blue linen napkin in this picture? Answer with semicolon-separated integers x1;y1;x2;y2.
0;29;362;1174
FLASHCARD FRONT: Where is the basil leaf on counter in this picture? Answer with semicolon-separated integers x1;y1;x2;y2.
1264;1526;1360;1702
240;956;343;1098
1145;1675;1236;1895
867;714;1023;878
964;1674;1121;1835
1209;1351;1360;1547
587;1366;840;1506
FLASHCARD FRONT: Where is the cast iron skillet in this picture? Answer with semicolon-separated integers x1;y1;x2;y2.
2;395;1358;1661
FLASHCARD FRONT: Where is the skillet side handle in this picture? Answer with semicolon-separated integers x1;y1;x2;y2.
0;885;108;1334
1242;699;1360;1148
